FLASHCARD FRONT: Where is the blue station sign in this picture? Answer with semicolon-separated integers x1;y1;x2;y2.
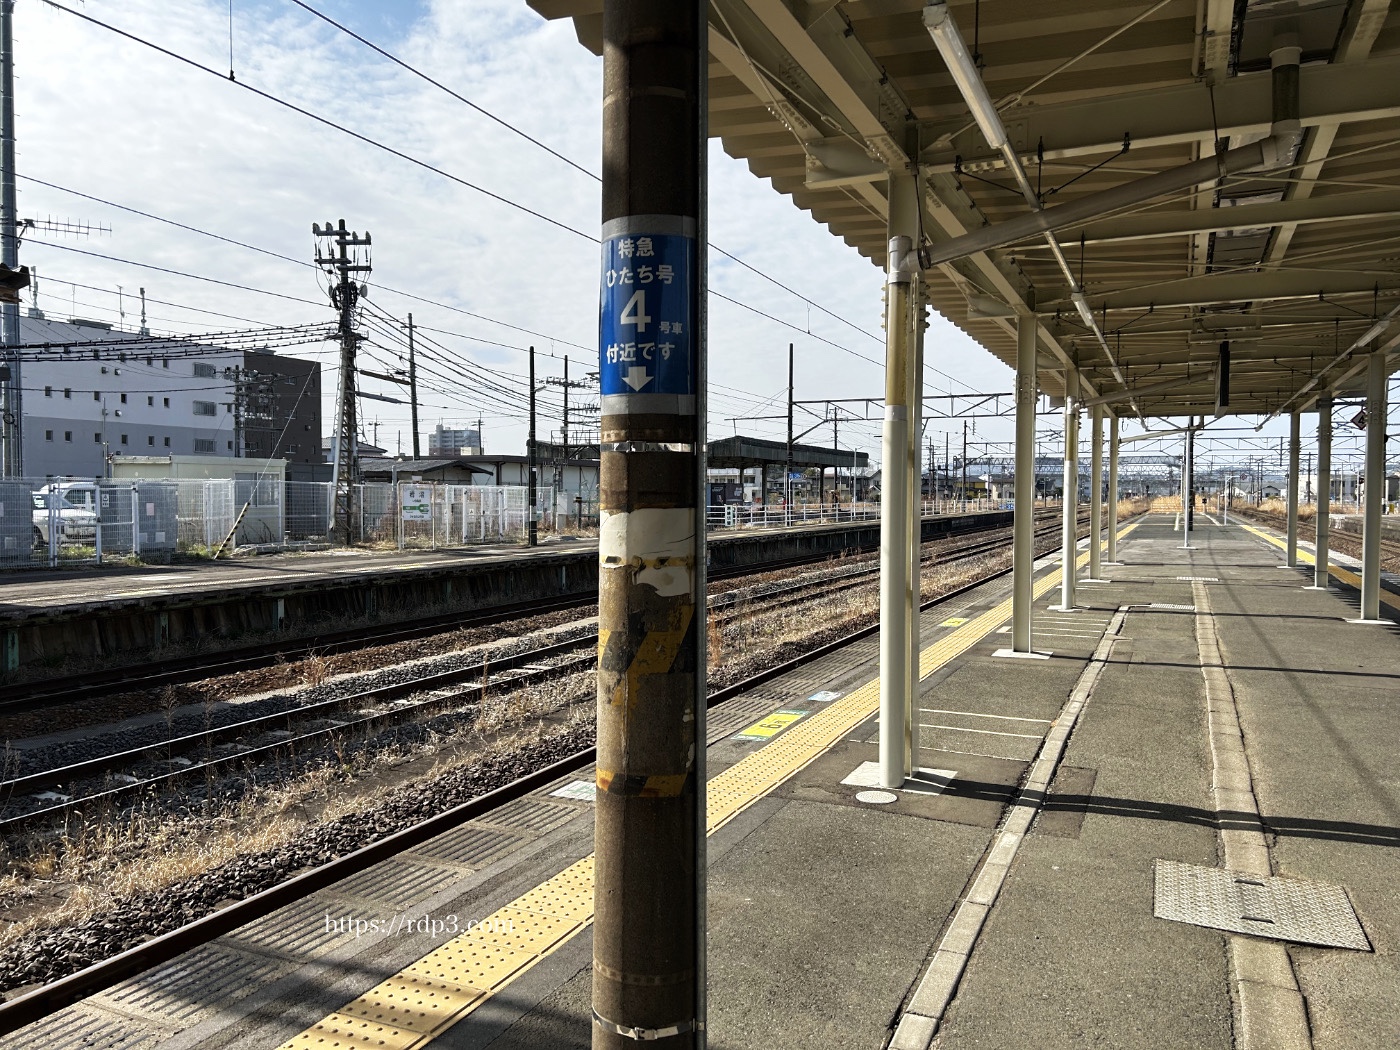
598;232;694;398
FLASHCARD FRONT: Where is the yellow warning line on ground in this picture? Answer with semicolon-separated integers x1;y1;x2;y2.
279;525;1135;1050
1237;522;1400;614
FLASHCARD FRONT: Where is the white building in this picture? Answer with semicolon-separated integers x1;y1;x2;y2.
19;316;240;478
428;423;482;456
17;316;323;480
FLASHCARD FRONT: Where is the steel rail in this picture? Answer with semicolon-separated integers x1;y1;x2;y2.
0;515;1136;1036
3;519;1072;825
0;513;1029;713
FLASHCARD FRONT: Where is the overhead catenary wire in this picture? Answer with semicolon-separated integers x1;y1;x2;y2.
37;2;952;392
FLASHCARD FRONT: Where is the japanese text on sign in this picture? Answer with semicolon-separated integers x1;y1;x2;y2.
599;232;694;397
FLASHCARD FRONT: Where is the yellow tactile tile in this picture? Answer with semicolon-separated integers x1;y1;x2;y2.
278;527;1132;1050
1238;522;1400;612
281;1011;426;1050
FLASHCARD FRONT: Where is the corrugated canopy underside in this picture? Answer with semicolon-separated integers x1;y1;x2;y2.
528;0;1400;418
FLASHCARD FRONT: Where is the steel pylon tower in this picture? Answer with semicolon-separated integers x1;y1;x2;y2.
314;219;371;543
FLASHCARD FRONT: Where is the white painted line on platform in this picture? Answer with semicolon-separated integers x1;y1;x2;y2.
893;605;1127;1048
920;708;1052;724
920;723;1042;740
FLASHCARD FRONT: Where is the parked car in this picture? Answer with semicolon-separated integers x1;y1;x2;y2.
32;487;98;546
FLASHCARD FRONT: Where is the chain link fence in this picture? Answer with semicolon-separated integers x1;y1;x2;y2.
0;478;546;569
0;478;1009;571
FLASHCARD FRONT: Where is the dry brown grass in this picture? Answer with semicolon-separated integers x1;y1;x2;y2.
0;668;594;954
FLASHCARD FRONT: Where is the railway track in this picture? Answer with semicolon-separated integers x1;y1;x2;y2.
0;513;1127;1035
0;515;1136;1036
1231;505;1400;572
0;511;1051;715
0;514;1080;834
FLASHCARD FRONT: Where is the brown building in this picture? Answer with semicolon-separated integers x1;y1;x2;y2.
237;351;325;481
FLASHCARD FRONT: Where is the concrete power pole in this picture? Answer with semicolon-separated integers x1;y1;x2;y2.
0;0;21;478
594;1;706;1046
314;219;371;544
527;344;537;547
408;313;419;459
785;342;794;520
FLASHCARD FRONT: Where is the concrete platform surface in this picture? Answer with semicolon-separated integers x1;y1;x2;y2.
2;515;1394;1050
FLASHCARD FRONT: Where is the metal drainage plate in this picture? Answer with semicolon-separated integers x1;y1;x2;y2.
1153;860;1371;951
1176;576;1220;582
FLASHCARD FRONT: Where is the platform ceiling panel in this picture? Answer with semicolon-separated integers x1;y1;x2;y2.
527;0;1400;419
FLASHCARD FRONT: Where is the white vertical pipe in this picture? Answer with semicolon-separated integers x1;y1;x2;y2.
1313;397;1331;590
905;292;926;776
1107;415;1120;562
1286;410;1300;566
878;214;915;789
1360;353;1386;620
1011;313;1037;651
1089;406;1104;579
1059;369;1079;610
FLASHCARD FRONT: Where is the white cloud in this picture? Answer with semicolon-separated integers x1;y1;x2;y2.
18;0;1023;467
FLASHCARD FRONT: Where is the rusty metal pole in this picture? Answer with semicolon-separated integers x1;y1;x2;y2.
594;1;706;1047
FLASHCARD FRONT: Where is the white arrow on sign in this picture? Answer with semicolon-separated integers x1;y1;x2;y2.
622;366;652;391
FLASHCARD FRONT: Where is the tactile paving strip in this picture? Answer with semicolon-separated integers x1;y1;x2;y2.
1154;859;1371;950
229;895;345;959
0;1004;166;1050
408;824;525;869
330;859;460;911
281;856;596;1050
473;796;583;836
1237;522;1400;614
95;945;289;1026
279;533;1136;1050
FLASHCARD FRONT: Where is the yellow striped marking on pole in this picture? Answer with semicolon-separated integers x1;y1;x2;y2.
278;526;1135;1050
1236;521;1400;614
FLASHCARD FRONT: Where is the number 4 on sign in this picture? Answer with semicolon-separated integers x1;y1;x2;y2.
620;290;651;332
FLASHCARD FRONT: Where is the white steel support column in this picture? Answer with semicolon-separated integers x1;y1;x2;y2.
904;290;926;775
1358;353;1387;622
1310;397;1332;591
1000;311;1044;658
1106;415;1120;563
1057;369;1080;611
1088;406;1104;580
1286;411;1301;567
878;172;918;789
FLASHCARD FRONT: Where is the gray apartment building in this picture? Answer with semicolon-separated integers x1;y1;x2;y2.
17;316;323;479
428;423;482;456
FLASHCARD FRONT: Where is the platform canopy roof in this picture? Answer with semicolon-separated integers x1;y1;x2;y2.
709;434;871;469
526;0;1400;420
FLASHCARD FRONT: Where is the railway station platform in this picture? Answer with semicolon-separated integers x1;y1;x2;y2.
4;513;1394;1050
0;510;1013;675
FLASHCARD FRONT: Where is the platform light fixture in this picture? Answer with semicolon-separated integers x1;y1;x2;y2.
922;2;1006;152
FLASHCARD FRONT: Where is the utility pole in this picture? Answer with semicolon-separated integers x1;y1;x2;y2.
595;1;706;1046
527;344;537;547
961;419;968;504
313;219;371;544
408;313;420;459
786;342;794;520
0;0;22;478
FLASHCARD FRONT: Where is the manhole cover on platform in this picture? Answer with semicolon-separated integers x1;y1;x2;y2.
1153;860;1370;950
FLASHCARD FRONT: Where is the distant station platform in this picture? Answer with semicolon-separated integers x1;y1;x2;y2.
0;515;921;621
0;542;569;619
11;514;1395;1049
